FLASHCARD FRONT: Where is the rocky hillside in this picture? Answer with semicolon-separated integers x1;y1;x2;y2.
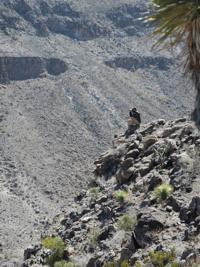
22;118;200;267
0;0;196;265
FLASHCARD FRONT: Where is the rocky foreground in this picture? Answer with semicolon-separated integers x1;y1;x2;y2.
22;118;200;267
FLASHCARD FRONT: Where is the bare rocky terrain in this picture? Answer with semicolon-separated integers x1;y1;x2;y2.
23;118;200;267
0;0;196;266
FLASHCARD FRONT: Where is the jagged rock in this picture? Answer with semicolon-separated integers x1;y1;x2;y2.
119;233;136;264
138;165;151;177
133;226;152;249
161;125;183;138
167;196;181;212
97;206;114;222
179;207;189;222
121;158;134;170
62;230;75;240
142;135;158;151
24;244;41;260
75;191;86;202
96;196;108;204
116;166;136;183
131;214;164;251
147;173;163;191
94;148;124;178
98;226;114;241
188;197;200;218
128;141;139;151
181;249;197;261
125;149;140;159
179;197;200;223
86;256;101;267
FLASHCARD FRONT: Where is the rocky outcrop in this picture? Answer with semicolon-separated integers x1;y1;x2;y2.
22;119;200;266
0;57;67;83
105;56;173;71
106;4;149;36
0;0;110;40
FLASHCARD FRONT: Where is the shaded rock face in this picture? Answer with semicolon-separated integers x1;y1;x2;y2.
105;56;173;71
0;0;110;40
0;57;67;83
46;17;109;41
107;4;149;36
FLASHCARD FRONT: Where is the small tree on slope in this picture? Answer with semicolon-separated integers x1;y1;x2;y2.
149;0;200;125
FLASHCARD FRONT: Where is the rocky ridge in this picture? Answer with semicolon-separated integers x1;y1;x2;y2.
22;118;200;267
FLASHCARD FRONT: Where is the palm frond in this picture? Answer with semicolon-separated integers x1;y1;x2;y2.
148;1;198;47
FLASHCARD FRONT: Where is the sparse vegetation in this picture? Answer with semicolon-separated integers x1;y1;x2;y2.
135;262;142;267
103;260;131;267
114;190;128;204
42;236;65;267
117;214;137;231
54;261;80;267
121;260;131;267
89;187;100;198
103;261;116;267
88;227;101;245
154;183;173;202
148;248;178;267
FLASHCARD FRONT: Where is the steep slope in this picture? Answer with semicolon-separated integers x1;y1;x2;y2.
22;118;200;267
0;0;195;265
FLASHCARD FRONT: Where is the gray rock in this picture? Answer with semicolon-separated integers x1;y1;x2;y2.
147;173;163;191
125;149;140;159
167;196;181;212
24;244;41;260
119;233;136;264
142;136;158;151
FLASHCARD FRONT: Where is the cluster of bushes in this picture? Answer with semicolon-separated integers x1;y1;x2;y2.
103;249;200;267
42;236;79;267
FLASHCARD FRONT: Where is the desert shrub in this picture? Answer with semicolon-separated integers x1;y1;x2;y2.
148;248;178;267
114;190;128;204
88;227;101;245
54;261;80;267
103;261;116;267
154;183;173;202
103;260;131;267
135;262;142;267
117;214;137;231
42;236;65;267
121;260;131;267
89;187;100;198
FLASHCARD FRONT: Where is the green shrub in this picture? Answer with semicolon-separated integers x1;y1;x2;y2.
117;214;137;231
103;260;131;267
114;190;128;204
121;260;131;267
42;236;65;267
135;261;142;267
149;248;178;267
54;261;80;267
103;261;116;267
89;187;100;198
154;183;173;202
88;227;101;245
